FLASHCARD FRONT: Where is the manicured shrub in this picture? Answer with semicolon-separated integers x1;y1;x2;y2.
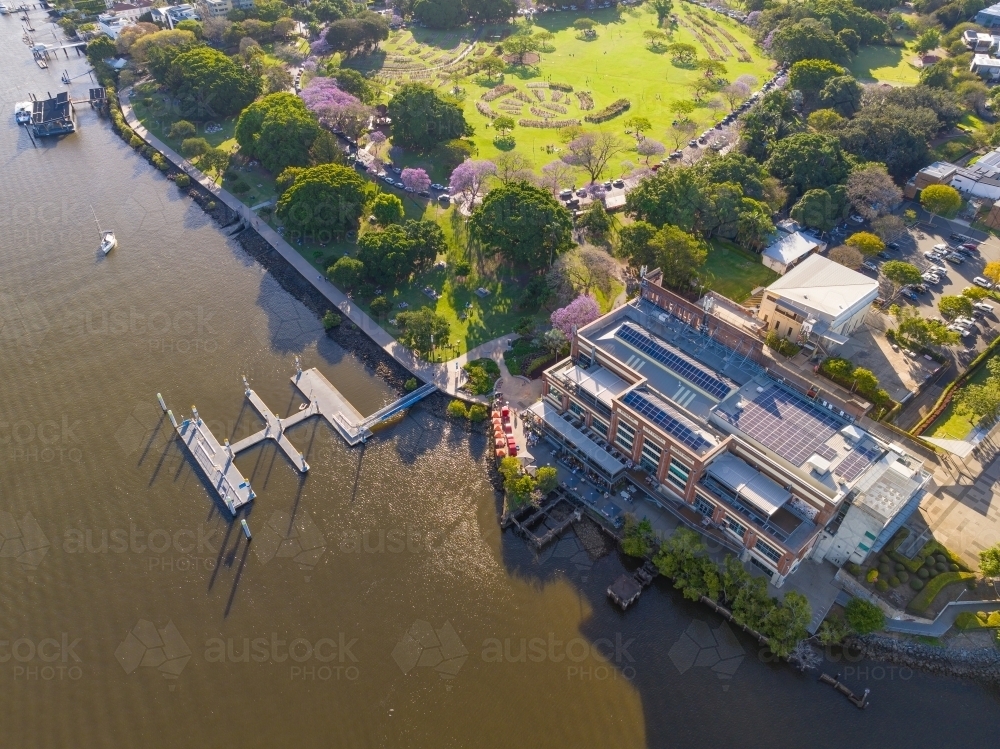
878;564;892;577
845;562;862;577
322;310;341;329
898;571;909;582
910;578;925;590
889;576;900;587
404;378;418;392
917;567;930;579
935;562;949;572
949;563;960;572
876;580;889;592
175;173;191;188
370;295;390;315
468;404;488;422
935;554;947;565
866;569;878;583
205;201;216;211
447;399;468;418
895;562;906;572
129;135;144;148
879;554;890;564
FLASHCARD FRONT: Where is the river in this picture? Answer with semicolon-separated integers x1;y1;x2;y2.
0;13;998;748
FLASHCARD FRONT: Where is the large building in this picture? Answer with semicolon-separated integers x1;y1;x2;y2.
977;1;1000;27
529;271;927;586
756;254;879;347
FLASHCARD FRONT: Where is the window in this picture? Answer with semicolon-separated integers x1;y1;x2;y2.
569;402;584;416
726;517;747;539
614;421;635;452
857;542;870;552
640;439;662;473
591;416;609;438
667;459;689;491
754;539;782;564
750;557;774;577
694;497;714;517
864;531;876;541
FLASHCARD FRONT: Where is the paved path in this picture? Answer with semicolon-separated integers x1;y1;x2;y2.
120;88;515;402
885;596;1000;636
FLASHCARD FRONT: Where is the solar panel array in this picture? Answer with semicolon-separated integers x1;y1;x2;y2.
815;444;838;461
616;323;732;400
724;384;843;466
621;390;714;453
834;442;883;483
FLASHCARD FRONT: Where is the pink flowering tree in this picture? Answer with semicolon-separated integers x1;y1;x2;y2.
449;159;497;205
299;77;371;136
550;295;601;337
310;39;332;56
368;129;387;155
401;167;431;193
637;139;665;164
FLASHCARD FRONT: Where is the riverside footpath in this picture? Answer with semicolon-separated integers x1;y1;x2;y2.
120;88;513;402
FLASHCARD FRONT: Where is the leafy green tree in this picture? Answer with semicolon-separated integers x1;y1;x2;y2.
963;285;991;300
199;147;231;180
979;543;1000;577
168;120;197;140
357;222;441;286
181;137;210;157
617;221;659;269
939;294;973;320
915;27;941;54
469;181;574;271
331;68;377;104
644;29;668;49
622;517;656;558
844;598;885;635
86;36;117;65
985;261;1000;285
468;0;517;23
650;0;674;25
919;60;952;90
696;152;767;200
889;304;960;347
164;46;261;120
396;307;450;354
371;193;405;226
739;90;803;162
920;184;962;222
790;188;839;231
578;201;614;242
763;591;812;658
836;106;932;180
176;19;203;38
765;132;850;197
478;55;506;81
573;17;597;31
387;83;471;151
647;225;708;290
327;256;364;289
503;32;541;65
770;19;851;65
446;399;468;418
881;260;922;297
413;0;467;28
669;99;696;122
276;164;371;237
958;380;1000;426
667;42;698;64
235;93;320;175
536;466;558;493
845;231;884;257
818;75;863;117
789;59;845;98
808;108;845;131
493;115;516;137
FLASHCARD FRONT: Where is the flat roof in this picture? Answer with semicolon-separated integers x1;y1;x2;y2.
852;453;926;523
920;161;958;179
550;363;630;408
763;230;820;266
764;255;878;324
706;452;791;517
528;400;626;478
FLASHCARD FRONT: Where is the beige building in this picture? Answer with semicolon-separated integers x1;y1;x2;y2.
756;255;879;347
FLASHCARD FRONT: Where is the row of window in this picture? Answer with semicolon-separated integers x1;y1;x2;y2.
693;490;785;570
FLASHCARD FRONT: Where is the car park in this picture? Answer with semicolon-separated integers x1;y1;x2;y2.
975;276;995;289
946;253;964;263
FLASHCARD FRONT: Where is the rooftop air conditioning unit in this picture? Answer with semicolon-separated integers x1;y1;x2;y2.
756;386;765;393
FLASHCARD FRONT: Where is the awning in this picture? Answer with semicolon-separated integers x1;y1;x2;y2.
706;452;791;517
529;401;626;479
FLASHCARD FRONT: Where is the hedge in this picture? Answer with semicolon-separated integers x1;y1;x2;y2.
585;98;630;123
907;571;977;614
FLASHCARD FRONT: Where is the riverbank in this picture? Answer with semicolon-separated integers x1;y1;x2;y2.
851;633;1000;685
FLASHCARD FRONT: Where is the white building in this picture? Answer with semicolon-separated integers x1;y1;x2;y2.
977;1;1000;27
814;440;930;566
102;0;156;19
963;29;1000;52
762;228;825;275
97;13;133;39
203;0;232;17
950;148;1000;200
151;3;198;27
756;254;879;346
971;53;1000;80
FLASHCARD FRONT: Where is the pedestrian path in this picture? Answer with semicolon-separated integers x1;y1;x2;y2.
119;88;515;402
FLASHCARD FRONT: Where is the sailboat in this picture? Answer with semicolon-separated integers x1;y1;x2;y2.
92;205;117;255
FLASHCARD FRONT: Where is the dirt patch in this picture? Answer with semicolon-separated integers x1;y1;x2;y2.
503;52;540;64
573;516;614;561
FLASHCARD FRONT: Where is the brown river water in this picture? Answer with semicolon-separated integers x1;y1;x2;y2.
0;13;998;748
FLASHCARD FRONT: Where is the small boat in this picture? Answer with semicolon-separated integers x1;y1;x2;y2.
0;5;11;15
92;205;117;255
14;101;31;124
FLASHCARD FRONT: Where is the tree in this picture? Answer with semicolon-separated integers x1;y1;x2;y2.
650;0;674;25
807;108;845;132
478;55;506;81
625;116;652;142
388;83;471;151
915;27;941;54
770;19;851;65
493;115;516;138
890;304;960;347
176;19;203;38
169;120;197;140
538;159;576;195
371;192;404;225
846;164;902;221
622;516;656;558
561;132;626;184
577;203;614;243
276;164;371;237
881;260;922;297
829;245;864;269
573;17;597;32
963;285;990;301
401;167;432;193
551;294;601;336
790;188;839;231
762;591;812;658
871;214;906;243
788;59;845;98
86;36;116;65
199;147;231;181
722;80;751;111
669;99;696;123
667;42;698;64
450;159;497;204
985;261;1000;285
845;231;885;257
637;139;666;165
328;68;375;105
818;75;864;117
536;465;558;494
235;93;320;175
164;46;260;120
739;90;802;162
939;295;974;320
765;132;849;197
413;0;467;29
647;225;708;289
262;61;293;95
468;0;517;24
327;256;364;289
844;598;885;635
503;32;541;65
920;184;962;223
644;29;668;49
469;181;574;271
181;137;210;157
958;379;1000;426
396;307;450;353
494;152;532;184
979;543;1000;577
668;120;697;150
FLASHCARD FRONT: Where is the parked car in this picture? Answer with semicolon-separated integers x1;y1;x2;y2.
862;260;879;272
963;242;980;252
688;140;699;147
974;301;996;314
430;183;445;192
603;180;613;189
613;179;625;188
559;189;573;199
877;251;890;260
923;250;943;261
946;252;964;263
913;284;928;294
974;276;995;289
849;214;865;224
900;288;919;301
417;190;430;198
887;242;900;250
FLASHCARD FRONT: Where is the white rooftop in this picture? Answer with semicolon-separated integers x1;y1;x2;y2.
920;161;958;180
764;255;878;324
763;230;820;266
973;53;1000;67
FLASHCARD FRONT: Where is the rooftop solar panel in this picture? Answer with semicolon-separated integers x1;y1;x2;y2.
616;323;732;400
621;389;714;453
834;443;883;483
724;384;843;466
815;445;838;461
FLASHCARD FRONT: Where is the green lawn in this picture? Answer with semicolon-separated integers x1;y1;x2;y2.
926;361;994;440
348;4;774;173
848;45;919;85
930;135;976;163
703;240;778;303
